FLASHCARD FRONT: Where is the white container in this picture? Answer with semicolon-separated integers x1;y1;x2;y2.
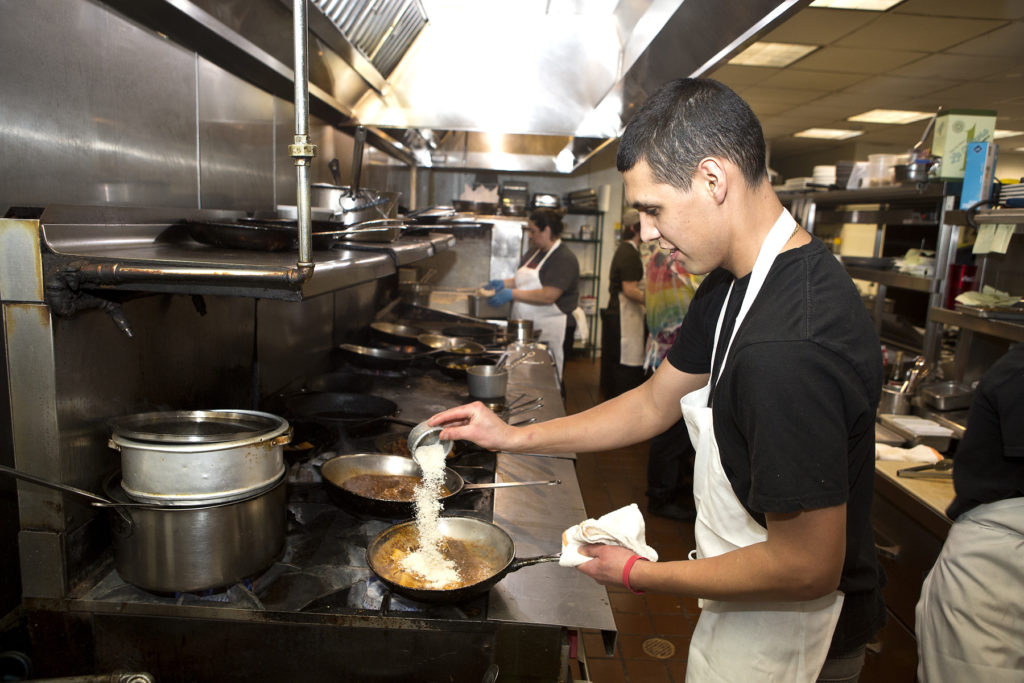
867;154;900;187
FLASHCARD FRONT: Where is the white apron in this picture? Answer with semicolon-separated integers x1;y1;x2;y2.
915;496;1024;683
510;240;568;376
619;243;645;367
681;209;844;682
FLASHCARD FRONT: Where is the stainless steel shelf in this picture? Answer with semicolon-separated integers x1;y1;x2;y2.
20;205;455;301
929;307;1024;343
845;267;936;293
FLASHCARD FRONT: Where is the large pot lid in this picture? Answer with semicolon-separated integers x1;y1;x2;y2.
111;410;287;444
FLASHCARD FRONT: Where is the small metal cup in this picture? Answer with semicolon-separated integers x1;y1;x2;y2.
406;420;453;461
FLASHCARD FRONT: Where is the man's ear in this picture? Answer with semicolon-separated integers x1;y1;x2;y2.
696;157;727;203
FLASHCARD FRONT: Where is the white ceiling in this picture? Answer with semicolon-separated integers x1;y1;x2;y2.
707;0;1024;166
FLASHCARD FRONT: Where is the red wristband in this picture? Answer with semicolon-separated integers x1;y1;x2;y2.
622;554;647;594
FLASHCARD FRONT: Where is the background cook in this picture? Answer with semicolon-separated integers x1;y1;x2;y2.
487;208;580;378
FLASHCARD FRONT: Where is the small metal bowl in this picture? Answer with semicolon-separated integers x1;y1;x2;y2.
407;420;453;461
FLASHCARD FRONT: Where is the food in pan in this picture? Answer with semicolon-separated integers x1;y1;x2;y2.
478;286;496;297
340;473;451;502
376;528;503;590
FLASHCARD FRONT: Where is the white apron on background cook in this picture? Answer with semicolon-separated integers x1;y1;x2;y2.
510;239;568;376
915;496;1024;683
618;241;646;368
680;209;844;682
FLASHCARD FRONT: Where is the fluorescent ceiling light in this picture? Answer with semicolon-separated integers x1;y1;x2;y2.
794;128;863;140
809;0;904;9
994;130;1024;140
728;42;818;68
847;109;934;125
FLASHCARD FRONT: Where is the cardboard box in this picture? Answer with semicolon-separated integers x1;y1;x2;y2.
931;109;997;180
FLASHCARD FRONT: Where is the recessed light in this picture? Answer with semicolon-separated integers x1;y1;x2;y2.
993;130;1024;140
847;109;934;125
728;42;818;68
809;0;904;10
794;128;864;140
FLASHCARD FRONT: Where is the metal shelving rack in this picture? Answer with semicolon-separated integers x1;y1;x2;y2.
787;183;961;367
561;208;604;358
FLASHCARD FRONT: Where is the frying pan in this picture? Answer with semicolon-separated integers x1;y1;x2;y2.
337;343;421;370
320;453;559;519
435;354;496;380
417;334;487;356
366;516;560;603
370;321;425;344
440;323;499;345
284;392;415;436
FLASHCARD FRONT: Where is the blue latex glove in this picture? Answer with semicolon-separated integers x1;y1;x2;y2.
487;278;506;293
488;289;514;307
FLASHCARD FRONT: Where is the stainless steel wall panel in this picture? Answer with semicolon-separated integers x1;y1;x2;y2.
197;58;276;211
257;295;335;397
0;1;199;209
0;219;45;303
5;304;62;531
274;98;298;207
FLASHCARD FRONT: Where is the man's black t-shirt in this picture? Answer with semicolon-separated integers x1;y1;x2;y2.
667;237;886;655
947;343;1024;520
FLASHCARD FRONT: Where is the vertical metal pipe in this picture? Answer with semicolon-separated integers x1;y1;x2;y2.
292;0;314;268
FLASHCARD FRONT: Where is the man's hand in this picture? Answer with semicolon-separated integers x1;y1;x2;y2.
429;401;518;452
575;544;638;586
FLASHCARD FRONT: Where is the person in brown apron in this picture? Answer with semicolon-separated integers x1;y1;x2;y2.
432;78;884;682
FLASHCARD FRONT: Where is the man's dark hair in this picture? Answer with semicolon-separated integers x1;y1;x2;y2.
529;208;564;237
617;78;768;191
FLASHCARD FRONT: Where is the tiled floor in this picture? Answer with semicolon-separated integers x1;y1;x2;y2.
562;355;699;683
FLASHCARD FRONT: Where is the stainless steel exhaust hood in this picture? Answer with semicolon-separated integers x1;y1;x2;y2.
102;0;808;173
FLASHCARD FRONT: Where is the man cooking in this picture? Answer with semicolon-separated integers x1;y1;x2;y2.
430;78;885;681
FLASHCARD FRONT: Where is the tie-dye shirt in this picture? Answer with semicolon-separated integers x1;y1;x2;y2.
641;246;703;371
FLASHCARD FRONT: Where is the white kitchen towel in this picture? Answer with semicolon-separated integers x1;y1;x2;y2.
875;443;942;463
572;306;589;341
559;503;658;567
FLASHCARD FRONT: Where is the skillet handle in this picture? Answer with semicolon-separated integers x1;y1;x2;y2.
461;480;560;491
508;554;562;573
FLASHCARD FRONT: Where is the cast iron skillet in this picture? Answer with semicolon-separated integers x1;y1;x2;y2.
366;516;560;604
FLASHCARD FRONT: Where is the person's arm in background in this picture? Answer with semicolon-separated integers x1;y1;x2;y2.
621;280;645;304
510;285;563;305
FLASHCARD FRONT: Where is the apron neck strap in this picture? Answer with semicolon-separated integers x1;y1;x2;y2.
709;209;797;384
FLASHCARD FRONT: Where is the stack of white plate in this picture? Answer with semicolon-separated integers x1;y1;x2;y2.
783;177;814;190
813;165;837;187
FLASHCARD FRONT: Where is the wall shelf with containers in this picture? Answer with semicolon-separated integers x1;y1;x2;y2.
787;183;963;367
560;208;604;357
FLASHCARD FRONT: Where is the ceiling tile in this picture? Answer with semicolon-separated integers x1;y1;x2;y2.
946;20;1024;57
889;52;1010;80
834;14;1005;52
708;64;782;88
794;46;925;74
893;0;1024;20
841;75;957;98
759;69;868;90
737;86;826;107
759;7;876;44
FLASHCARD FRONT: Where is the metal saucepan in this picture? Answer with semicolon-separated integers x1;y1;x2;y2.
366;516;560;603
320;453;559;519
0;465;286;594
284;392;416;436
108;410;290;506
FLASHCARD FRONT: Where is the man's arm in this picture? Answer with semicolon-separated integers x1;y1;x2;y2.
579;503;847;601
431;360;708;454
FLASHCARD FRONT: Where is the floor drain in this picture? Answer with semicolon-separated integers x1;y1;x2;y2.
641;637;676;659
